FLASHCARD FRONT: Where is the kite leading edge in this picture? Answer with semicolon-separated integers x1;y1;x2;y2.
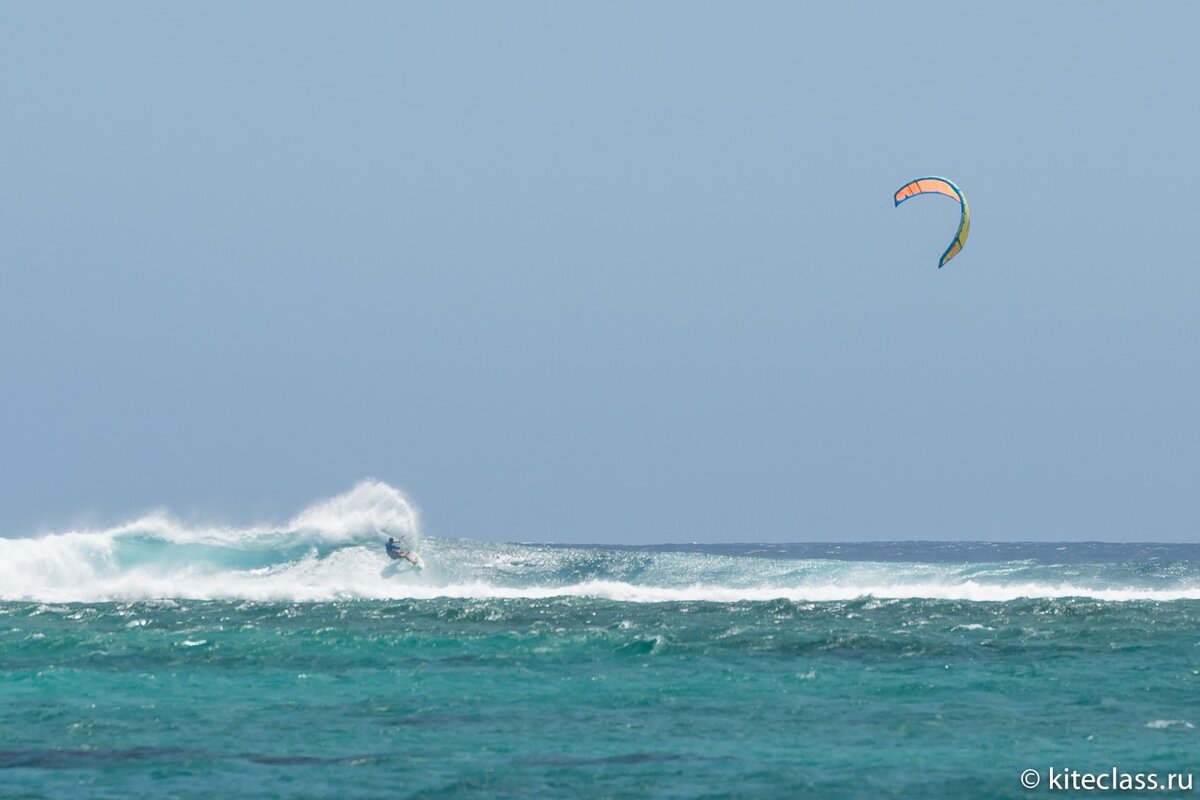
893;176;970;268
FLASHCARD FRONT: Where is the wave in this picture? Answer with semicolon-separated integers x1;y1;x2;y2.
2;482;1200;604
0;481;422;602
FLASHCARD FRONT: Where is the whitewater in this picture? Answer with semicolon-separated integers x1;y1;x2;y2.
5;482;1200;799
4;481;1200;604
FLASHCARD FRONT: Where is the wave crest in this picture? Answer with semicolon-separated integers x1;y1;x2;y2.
3;483;1200;604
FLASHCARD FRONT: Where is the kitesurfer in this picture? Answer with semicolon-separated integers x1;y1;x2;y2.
385;536;419;566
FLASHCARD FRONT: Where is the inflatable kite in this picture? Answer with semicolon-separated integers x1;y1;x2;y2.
894;177;970;268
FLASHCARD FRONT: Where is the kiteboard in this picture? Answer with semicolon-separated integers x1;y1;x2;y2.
386;551;424;571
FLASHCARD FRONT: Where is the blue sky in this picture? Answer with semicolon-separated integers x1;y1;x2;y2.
2;2;1197;541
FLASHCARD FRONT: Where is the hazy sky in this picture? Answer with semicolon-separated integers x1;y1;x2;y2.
2;2;1197;541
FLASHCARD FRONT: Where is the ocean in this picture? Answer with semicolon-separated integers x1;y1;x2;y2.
1;484;1197;798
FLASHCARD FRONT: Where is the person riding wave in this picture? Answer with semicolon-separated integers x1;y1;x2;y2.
385;536;419;566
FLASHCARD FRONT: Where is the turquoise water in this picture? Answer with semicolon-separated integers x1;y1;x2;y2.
4;594;1199;798
2;486;1198;798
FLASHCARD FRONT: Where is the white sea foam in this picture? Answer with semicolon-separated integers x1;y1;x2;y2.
2;482;1199;604
5;561;1200;604
1146;720;1194;730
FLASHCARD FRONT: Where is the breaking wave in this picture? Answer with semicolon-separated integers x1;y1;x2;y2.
2;481;1199;603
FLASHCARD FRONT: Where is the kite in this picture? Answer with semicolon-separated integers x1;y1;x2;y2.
894;176;970;268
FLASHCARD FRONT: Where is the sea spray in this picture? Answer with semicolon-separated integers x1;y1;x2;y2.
2;482;1200;603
